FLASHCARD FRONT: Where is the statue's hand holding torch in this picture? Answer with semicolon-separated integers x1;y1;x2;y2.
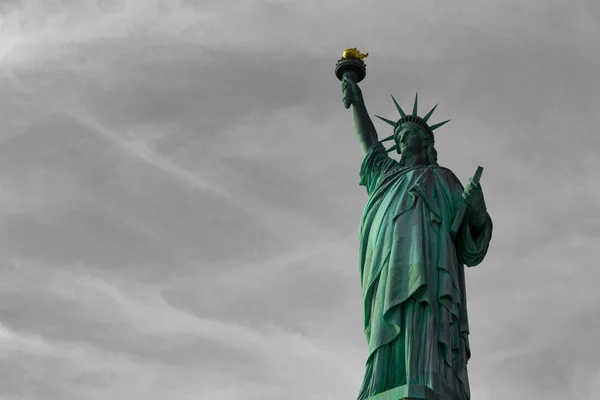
341;73;363;109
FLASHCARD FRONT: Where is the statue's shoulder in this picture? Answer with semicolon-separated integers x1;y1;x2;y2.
430;166;463;188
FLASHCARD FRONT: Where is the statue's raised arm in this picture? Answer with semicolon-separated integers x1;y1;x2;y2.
336;49;378;155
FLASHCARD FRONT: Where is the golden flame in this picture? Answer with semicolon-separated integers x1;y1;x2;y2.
342;48;368;60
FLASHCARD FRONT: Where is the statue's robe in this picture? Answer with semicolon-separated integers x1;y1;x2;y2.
356;143;492;400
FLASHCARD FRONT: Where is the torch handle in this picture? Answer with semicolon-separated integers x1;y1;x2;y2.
342;71;358;109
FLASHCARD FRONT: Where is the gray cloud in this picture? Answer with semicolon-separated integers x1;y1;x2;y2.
0;0;598;399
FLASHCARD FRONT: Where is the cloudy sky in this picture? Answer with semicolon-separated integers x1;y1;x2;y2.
0;1;599;399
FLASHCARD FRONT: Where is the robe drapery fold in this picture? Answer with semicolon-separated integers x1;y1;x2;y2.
357;142;492;400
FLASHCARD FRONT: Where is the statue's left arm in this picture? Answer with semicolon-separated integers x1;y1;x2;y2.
456;178;493;266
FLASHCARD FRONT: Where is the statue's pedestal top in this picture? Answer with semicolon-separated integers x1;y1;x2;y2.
363;384;451;400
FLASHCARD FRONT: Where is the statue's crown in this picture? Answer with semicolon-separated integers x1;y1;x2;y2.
374;93;451;153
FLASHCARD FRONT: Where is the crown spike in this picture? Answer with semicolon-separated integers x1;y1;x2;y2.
430;119;451;131
380;135;395;142
423;103;438;122
386;145;398;153
390;95;406;118
412;92;418;116
374;115;397;127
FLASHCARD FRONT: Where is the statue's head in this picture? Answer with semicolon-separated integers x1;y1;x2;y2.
394;122;438;165
375;93;449;166
395;122;428;155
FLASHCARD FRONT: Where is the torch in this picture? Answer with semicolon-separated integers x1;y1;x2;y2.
335;48;368;109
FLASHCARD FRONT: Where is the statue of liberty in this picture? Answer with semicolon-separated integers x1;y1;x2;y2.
336;50;493;400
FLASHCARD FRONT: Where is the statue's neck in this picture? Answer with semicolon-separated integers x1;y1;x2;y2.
399;151;430;168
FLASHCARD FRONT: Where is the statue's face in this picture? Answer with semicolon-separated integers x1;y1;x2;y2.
395;123;426;156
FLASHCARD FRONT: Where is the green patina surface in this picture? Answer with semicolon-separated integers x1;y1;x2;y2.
336;51;493;400
364;383;449;400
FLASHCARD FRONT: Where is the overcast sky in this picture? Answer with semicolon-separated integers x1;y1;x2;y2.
0;1;599;399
